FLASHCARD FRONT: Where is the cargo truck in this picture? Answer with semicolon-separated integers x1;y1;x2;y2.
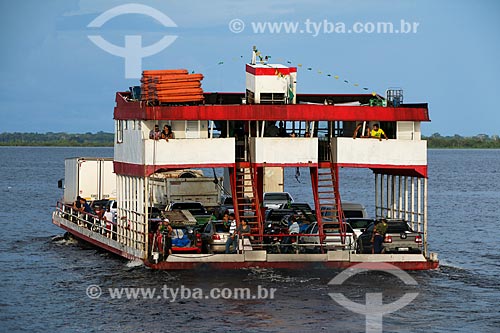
61;157;116;204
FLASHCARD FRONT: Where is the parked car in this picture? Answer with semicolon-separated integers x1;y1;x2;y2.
345;218;375;238
356;219;422;254
321;202;368;221
263;192;294;209
215;196;252;219
166;201;207;215
201;221;230;253
277;202;317;223
300;221;356;251
216;196;234;219
265;208;296;223
166;201;211;224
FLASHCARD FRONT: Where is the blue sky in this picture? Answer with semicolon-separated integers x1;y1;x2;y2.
1;0;499;136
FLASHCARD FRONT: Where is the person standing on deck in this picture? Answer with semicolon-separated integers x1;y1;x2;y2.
372;218;388;254
159;219;173;258
225;214;237;253
103;205;114;238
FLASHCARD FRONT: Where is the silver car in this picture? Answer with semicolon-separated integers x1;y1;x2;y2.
200;221;230;253
300;221;355;251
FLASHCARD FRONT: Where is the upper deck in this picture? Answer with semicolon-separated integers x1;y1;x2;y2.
113;91;429;178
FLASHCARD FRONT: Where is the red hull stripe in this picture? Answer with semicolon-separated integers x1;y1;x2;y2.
56;221;138;260
145;259;438;271
246;64;297;75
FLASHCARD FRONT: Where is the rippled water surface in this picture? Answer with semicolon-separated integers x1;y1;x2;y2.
0;147;499;332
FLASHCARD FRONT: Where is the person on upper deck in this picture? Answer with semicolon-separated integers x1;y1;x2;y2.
264;121;279;137
353;122;371;139
149;124;161;140
370;124;388;141
161;124;174;141
278;121;288;137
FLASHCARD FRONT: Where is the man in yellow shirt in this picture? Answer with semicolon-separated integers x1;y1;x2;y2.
370;124;388;141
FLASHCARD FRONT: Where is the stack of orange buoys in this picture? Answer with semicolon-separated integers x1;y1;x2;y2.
140;69;204;103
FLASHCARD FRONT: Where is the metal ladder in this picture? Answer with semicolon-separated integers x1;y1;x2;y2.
312;162;346;245
231;139;264;242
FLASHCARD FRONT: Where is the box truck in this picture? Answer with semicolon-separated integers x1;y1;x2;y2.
62;157;116;204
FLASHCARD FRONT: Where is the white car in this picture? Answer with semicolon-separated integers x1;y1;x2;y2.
345;218;375;238
320;202;368;221
300;221;355;251
263;192;294;209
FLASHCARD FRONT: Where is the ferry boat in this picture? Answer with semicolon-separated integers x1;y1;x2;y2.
52;49;439;270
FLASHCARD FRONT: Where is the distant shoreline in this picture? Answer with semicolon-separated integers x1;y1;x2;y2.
0;132;499;148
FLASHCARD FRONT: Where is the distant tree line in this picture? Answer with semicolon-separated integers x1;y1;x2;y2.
0;132;114;147
423;133;500;148
0;131;499;148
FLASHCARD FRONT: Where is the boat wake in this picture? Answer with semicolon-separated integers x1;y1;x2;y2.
244;267;321;284
51;233;78;246
125;259;144;268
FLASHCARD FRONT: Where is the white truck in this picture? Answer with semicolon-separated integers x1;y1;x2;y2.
149;172;222;210
62;157;116;204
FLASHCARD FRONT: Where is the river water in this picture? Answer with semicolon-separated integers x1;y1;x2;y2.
0;147;498;332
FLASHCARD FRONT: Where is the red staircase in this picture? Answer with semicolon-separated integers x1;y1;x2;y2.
311;162;346;246
230;143;264;241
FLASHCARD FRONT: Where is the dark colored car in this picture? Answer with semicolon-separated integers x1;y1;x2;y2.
277;202;317;223
216;196;252;219
356;220;422;254
167;202;208;215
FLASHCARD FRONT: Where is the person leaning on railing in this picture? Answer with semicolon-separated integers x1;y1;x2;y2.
370;124;388;141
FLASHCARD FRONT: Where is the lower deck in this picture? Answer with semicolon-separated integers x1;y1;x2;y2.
52;205;438;271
